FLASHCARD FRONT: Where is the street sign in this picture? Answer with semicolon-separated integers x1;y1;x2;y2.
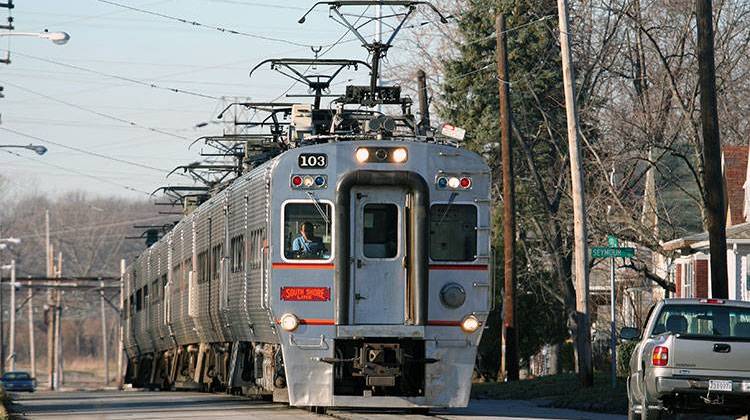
591;246;635;259
607;235;619;248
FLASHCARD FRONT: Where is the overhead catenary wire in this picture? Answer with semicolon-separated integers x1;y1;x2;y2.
1;149;153;196
0;126;188;177
10;215;178;240
97;0;329;49
0;81;192;141
2;49;220;100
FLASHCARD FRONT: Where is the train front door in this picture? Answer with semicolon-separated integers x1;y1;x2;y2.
351;187;407;324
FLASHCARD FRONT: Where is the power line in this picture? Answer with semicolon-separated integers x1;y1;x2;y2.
3;49;219;100
0;126;185;176
1;149;153;196
11;215;176;240
97;0;327;49
0;81;191;141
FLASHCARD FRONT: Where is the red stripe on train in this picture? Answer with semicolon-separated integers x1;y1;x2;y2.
429;264;488;271
275;318;335;326
427;320;463;326
272;263;335;270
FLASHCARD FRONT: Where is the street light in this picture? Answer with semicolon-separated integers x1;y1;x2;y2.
0;144;47;155
0;30;70;45
0;30;70;65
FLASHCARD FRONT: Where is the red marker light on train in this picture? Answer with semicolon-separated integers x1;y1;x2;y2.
291;175;303;187
460;177;472;189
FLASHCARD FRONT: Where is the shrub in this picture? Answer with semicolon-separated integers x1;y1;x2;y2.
617;341;638;378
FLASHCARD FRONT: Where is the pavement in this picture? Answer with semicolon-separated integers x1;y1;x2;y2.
6;390;627;420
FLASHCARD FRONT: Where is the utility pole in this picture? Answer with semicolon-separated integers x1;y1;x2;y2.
117;259;125;390
0;246;4;375
55;251;63;388
46;210;55;390
696;0;728;298
416;69;431;135
557;0;593;386
28;287;35;379
100;280;109;385
8;259;15;372
496;14;519;382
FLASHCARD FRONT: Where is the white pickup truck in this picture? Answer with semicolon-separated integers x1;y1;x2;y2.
622;298;750;419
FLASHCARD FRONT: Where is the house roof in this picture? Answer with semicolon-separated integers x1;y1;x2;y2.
661;145;749;253
662;221;750;252
723;145;748;226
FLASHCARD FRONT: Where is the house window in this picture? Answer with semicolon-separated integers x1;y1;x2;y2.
683;263;693;298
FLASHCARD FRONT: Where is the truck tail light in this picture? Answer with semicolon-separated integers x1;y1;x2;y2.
652;346;669;366
699;298;724;304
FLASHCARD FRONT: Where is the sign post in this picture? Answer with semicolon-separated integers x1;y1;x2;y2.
592;241;635;389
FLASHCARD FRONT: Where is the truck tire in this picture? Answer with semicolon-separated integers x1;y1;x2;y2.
627;395;637;420
641;394;661;420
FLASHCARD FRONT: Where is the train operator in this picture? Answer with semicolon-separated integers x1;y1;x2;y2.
292;221;324;257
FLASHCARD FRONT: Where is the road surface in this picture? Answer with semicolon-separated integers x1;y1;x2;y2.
8;390;627;420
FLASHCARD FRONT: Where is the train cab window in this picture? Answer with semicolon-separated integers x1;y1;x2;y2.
429;204;477;261
363;204;398;258
283;202;332;260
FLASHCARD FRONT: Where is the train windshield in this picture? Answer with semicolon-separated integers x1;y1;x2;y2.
429;204;477;261
284;202;332;260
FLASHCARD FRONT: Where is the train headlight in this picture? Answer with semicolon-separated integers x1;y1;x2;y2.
355;148;370;163
392;147;408;163
279;313;300;332
440;283;466;308
460;314;481;333
447;177;461;189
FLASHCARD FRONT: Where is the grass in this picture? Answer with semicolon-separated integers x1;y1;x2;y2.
471;373;628;415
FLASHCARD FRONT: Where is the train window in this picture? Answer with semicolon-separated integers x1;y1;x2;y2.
151;279;159;303
197;251;209;284
283;202;332;260
135;289;143;312
211;244;223;279
429;204;477;261
230;235;245;272
363;204;398;258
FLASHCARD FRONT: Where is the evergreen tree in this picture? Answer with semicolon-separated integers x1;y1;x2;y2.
440;0;576;376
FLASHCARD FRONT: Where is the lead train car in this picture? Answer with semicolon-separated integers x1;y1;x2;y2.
123;140;492;408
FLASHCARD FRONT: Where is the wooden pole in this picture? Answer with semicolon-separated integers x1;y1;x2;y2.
556;0;593;386
117;259;125;390
28;287;36;379
496;14;519;382
46;211;55;389
696;0;728;298
55;251;63;388
8;259;15;372
100;280;109;385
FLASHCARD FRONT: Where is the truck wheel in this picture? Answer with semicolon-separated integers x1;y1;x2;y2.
627;393;637;420
641;394;661;420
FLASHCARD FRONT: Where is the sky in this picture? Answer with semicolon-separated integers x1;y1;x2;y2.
0;0;392;199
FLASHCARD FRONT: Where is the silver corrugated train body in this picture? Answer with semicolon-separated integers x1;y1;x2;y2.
123;140;492;408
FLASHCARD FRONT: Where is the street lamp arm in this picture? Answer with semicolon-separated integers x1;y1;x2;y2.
0;31;70;45
0;144;48;155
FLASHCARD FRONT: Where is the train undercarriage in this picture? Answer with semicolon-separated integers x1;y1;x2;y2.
126;341;286;400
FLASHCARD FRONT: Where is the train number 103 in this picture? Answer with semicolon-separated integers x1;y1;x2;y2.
298;153;327;168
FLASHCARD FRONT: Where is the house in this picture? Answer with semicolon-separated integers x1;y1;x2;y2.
662;145;750;301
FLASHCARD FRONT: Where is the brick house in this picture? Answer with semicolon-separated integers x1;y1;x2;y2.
662;145;750;301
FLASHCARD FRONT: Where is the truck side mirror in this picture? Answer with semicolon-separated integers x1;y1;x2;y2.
619;326;640;341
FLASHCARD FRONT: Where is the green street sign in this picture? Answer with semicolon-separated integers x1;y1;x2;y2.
591;246;635;259
607;235;619;248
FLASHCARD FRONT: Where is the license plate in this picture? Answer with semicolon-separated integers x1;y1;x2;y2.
709;380;733;392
